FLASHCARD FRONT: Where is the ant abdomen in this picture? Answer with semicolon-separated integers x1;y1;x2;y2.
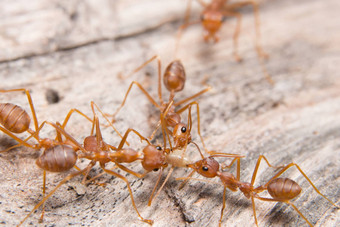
164;60;186;92
267;178;302;200
36;145;77;172
0;103;31;133
165;112;181;128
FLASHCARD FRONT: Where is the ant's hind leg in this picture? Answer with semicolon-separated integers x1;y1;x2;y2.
100;164;153;225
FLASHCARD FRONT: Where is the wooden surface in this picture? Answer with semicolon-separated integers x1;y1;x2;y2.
0;0;339;226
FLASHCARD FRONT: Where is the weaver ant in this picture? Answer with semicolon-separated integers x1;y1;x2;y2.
0;90;127;154
177;153;339;226
18;104;154;225
111;55;211;151
176;0;272;83
121;105;244;207
178;0;267;61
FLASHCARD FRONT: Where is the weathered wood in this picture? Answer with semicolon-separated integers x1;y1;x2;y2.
0;0;339;226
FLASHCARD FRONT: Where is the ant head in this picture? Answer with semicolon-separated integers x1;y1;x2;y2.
172;123;191;149
189;156;219;178
163;60;186;93
141;145;166;171
201;10;225;42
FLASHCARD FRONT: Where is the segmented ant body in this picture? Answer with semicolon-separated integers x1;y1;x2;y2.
18;107;154;225
178;0;267;62
111;55;210;151
178;155;339;226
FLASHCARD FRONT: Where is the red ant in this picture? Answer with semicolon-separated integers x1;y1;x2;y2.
178;0;267;62
114;105;244;207
176;0;273;83
111;55;211;152
17;103;155;225
177;153;339;226
0;89;126;153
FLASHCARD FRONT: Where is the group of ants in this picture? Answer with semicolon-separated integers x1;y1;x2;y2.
1;0;339;226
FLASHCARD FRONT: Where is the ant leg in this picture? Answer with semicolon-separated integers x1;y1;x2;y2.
92;114;107;153
111;81;161;124
38;170;47;223
0;119;60;153
225;1;268;59
43;121;88;154
100;163;153;225
0;89;39;133
253;196;313;227
221;10;243;62
250;195;260;227
220;157;242;181
225;2;273;83
160;110;173;151
178;169;195;190
0;126;39;152
18;162;95;226
259;162;339;207
115;163;150;178
148;120;161;141
90;101;126;142
122;55;163;104
174;86;211;107
219;186;227;227
148;168;164;207
117;128;150;150
150;167;175;206
85;172;106;185
60;108;92;130
73;165;98;184
250;155;284;186
176;0;205;58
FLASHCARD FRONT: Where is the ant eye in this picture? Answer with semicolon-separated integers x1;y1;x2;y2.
202;166;209;171
156;146;162;150
181;126;186;133
153;168;159;172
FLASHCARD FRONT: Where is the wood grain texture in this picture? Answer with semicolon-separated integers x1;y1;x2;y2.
0;0;339;226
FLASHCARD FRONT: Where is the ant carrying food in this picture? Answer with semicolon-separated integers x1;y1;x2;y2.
177;153;339;226
110;55;211;151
